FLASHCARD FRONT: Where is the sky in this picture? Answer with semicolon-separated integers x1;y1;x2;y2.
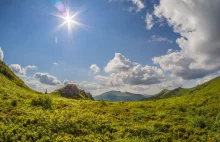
0;0;220;95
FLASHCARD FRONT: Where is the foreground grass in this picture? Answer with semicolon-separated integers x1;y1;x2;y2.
0;73;220;141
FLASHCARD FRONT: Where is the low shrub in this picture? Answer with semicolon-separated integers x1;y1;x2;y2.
31;96;53;109
11;100;17;107
189;117;207;129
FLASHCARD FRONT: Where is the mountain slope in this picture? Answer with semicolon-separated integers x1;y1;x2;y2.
147;87;188;100
95;91;149;101
148;77;220;100
0;61;37;92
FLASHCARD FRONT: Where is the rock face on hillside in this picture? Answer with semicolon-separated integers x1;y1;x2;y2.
56;84;94;100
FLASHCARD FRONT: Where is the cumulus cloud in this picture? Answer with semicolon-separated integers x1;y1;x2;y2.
153;51;214;80
20;76;62;93
9;64;26;75
148;35;173;43
34;72;61;85
9;64;37;75
152;0;220;79
90;64;100;75
105;53;133;73
0;47;4;61
98;53;165;86
145;12;154;30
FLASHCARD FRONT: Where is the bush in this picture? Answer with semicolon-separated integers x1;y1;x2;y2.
31;96;53;109
11;100;17;107
99;100;108;107
189;117;207;129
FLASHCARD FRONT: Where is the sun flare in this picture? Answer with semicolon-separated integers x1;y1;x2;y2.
64;15;71;24
52;8;88;34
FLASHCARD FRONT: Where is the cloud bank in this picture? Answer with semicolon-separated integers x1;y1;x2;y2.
152;0;220;80
97;53;165;86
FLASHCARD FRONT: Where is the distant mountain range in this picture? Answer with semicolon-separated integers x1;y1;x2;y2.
95;76;220;102
94;91;150;101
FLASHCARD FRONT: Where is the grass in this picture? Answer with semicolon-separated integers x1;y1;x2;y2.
0;62;220;141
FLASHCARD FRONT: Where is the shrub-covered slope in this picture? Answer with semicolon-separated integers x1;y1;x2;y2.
148;77;220;100
95;91;149;101
0;61;35;92
0;61;220;141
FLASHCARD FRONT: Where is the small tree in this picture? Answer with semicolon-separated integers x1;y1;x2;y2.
45;89;48;94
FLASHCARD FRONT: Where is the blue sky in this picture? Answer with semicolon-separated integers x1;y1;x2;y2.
0;0;220;95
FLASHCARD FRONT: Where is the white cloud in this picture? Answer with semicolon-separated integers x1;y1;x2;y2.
108;0;145;12
105;53;133;73
53;62;58;65
21;75;62;93
153;51;214;80
9;64;37;75
148;35;173;43
131;0;144;12
167;49;173;54
0;47;4;61
25;65;37;70
145;12;154;30
152;0;220;79
99;53;165;86
90;64;100;75
34;72;61;85
9;64;26;75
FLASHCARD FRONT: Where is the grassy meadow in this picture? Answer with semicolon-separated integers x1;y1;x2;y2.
0;61;220;141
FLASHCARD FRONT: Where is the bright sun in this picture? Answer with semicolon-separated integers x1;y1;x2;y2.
65;15;71;24
53;9;87;34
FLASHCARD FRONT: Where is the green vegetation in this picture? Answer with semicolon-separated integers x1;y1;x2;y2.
148;78;220;100
0;61;220;141
95;91;149;101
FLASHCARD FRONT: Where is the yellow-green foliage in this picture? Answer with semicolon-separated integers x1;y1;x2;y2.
0;70;220;141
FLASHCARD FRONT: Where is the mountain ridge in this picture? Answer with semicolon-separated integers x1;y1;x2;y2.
95;90;150;101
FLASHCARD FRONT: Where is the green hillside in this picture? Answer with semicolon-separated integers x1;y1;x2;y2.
0;62;220;141
0;61;36;92
95;91;149;101
148;77;220;100
147;87;188;100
